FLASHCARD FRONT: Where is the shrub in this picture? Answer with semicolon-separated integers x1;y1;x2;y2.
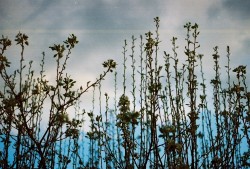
0;17;249;169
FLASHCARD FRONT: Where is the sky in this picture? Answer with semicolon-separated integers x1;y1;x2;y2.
0;0;250;115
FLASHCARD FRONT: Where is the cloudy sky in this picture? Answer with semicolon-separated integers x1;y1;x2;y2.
1;0;250;113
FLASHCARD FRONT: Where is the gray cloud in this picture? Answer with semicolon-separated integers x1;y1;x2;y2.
207;0;250;23
21;1;56;25
1;0;249;99
0;0;165;31
223;0;250;20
